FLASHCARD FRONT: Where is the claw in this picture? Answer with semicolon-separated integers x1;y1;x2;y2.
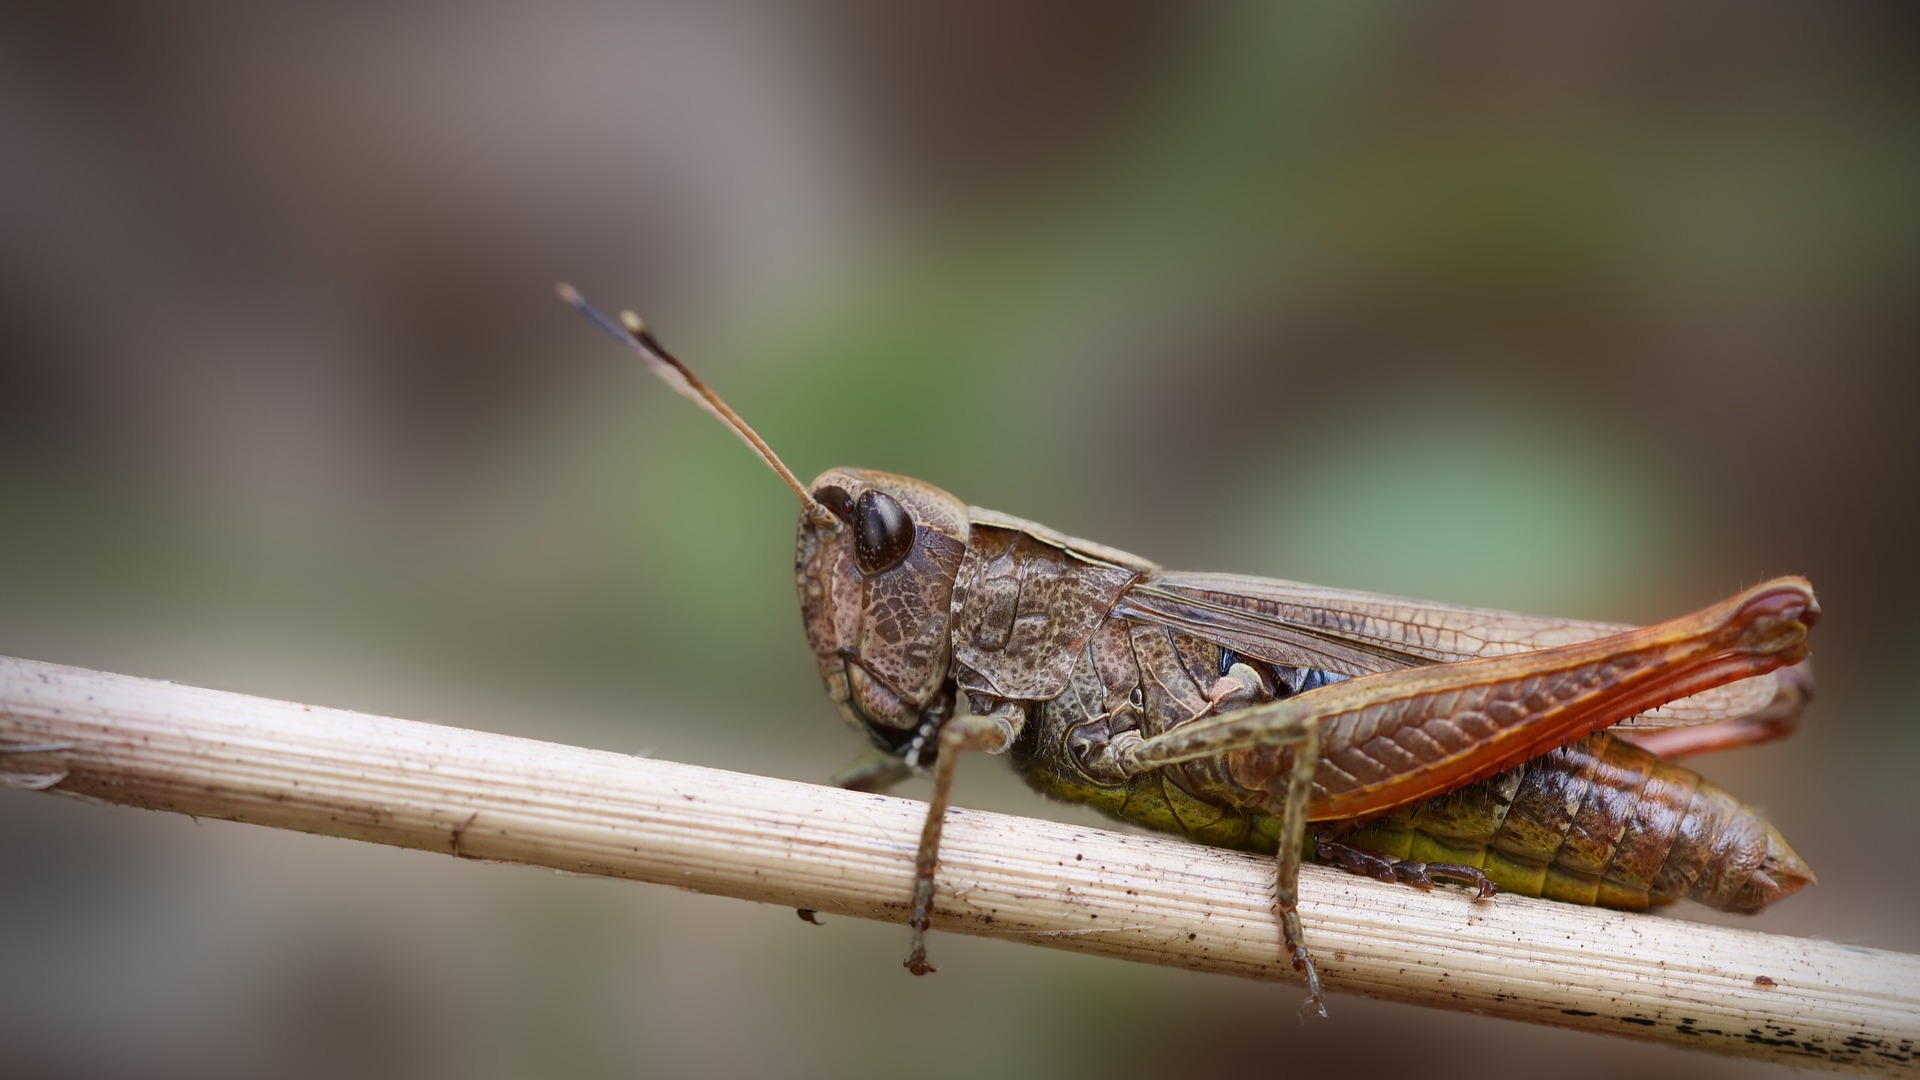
1291;943;1328;1019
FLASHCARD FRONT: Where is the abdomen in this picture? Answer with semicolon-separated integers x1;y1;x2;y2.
1334;732;1813;913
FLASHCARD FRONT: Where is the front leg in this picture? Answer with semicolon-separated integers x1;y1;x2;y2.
791;749;917;927
829;747;912;793
904;702;1026;975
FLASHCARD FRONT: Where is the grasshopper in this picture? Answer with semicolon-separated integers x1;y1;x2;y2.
559;284;1818;1016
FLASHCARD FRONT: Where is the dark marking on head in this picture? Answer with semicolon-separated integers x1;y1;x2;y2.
815;484;856;522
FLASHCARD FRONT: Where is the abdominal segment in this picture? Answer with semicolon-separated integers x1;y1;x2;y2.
1329;731;1810;913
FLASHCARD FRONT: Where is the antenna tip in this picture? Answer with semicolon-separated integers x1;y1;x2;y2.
620;310;645;335
555;282;583;305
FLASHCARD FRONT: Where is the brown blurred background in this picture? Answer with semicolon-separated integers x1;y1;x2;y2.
1;3;1915;1078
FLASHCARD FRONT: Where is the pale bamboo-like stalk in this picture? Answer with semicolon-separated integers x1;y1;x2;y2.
2;655;1915;1074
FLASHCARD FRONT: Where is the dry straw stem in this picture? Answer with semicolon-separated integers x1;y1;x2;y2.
2;655;1915;1074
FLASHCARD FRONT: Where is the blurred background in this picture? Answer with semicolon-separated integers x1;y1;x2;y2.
1;2;1915;1077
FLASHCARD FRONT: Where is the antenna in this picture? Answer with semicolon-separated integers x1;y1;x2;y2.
556;283;834;526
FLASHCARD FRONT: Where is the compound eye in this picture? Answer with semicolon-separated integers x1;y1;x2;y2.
813;484;856;523
854;490;914;574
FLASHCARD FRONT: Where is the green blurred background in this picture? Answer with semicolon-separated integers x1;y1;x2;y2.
2;3;1915;1077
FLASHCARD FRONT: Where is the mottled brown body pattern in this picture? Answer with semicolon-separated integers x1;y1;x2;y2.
556;285;1820;1017
913;501;1814;1012
1006;547;1809;917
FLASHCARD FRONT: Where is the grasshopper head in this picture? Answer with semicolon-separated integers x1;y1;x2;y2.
554;287;970;763
797;468;967;760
